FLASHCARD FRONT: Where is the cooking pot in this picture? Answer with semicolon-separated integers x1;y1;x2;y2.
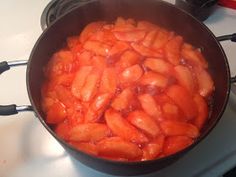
0;0;235;175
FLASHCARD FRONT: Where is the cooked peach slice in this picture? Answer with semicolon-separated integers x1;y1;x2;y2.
111;88;133;111
166;85;197;120
152;29;174;50
114;17;126;27
55;121;70;140
83;40;111;56
142;135;165;160
46;102;67;124
193;94;208;129
164;36;183;65
45;50;75;78
79;21;105;43
92;55;107;70
119;64;143;84
97;137;143;160
105;109;148;144
137;21;159;31
160;120;199;138
109;41;130;56
77;50;93;66
116;50;141;69
99;67;117;94
127;110;160;137
69;141;98;156
67;35;80;49
138;94;162;119
194;68;214;97
80;69;101;102
163;136;193;156
131;43;163;58
113;17;136;31
162;103;180;121
181;44;208;69
174;65;196;94
113;30;146;42
41;97;55;113
140;71;169;88
143;58;174;75
142;30;157;47
84;93;112;123
89;29;116;43
69;123;111;142
71;66;93;99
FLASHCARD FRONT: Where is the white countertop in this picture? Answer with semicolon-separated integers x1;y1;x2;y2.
0;1;236;177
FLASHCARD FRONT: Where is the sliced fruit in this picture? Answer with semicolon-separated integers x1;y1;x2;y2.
131;43;163;58
54;73;75;87
55;121;70;140
92;55;107;70
162;103;180;121
69;141;98;156
166;85;198;120
84;93;112;123
140;71;169;89
160;120;199;138
152;29;173;50
113;17;136;32
71;66;93;99
174;65;196;94
111;88;133;111
138;94;162;119
119;64;143;84
45;50;75;78
80;69;101;102
137;21;159;31
113;30;146;42
83;40;111;56
163;136;193;156
79;21;105;43
69;123;111;142
116;50;141;69
67;35;80;49
99;67;117;94
77;50;93;66
181;44;208;69
127;110;160;137
193;94;209;129
89;29;116;43
143;58;174;75
142;30;158;47
109;41;130;56
142;135;165;160
194;68;214;97
164;36;183;65
97;137;143;160
105;109;148;144
41;97;55;113
46;102;67;124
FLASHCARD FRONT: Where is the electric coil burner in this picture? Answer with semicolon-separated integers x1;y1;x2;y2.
41;0;92;30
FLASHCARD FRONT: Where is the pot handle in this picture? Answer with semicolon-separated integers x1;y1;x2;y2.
0;60;33;115
217;33;236;83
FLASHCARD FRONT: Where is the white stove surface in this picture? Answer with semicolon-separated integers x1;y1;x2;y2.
0;1;236;177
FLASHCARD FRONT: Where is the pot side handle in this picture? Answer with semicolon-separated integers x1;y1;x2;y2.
217;33;236;83
0;60;33;116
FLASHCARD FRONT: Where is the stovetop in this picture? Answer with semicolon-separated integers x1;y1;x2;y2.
41;0;93;30
0;1;236;177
